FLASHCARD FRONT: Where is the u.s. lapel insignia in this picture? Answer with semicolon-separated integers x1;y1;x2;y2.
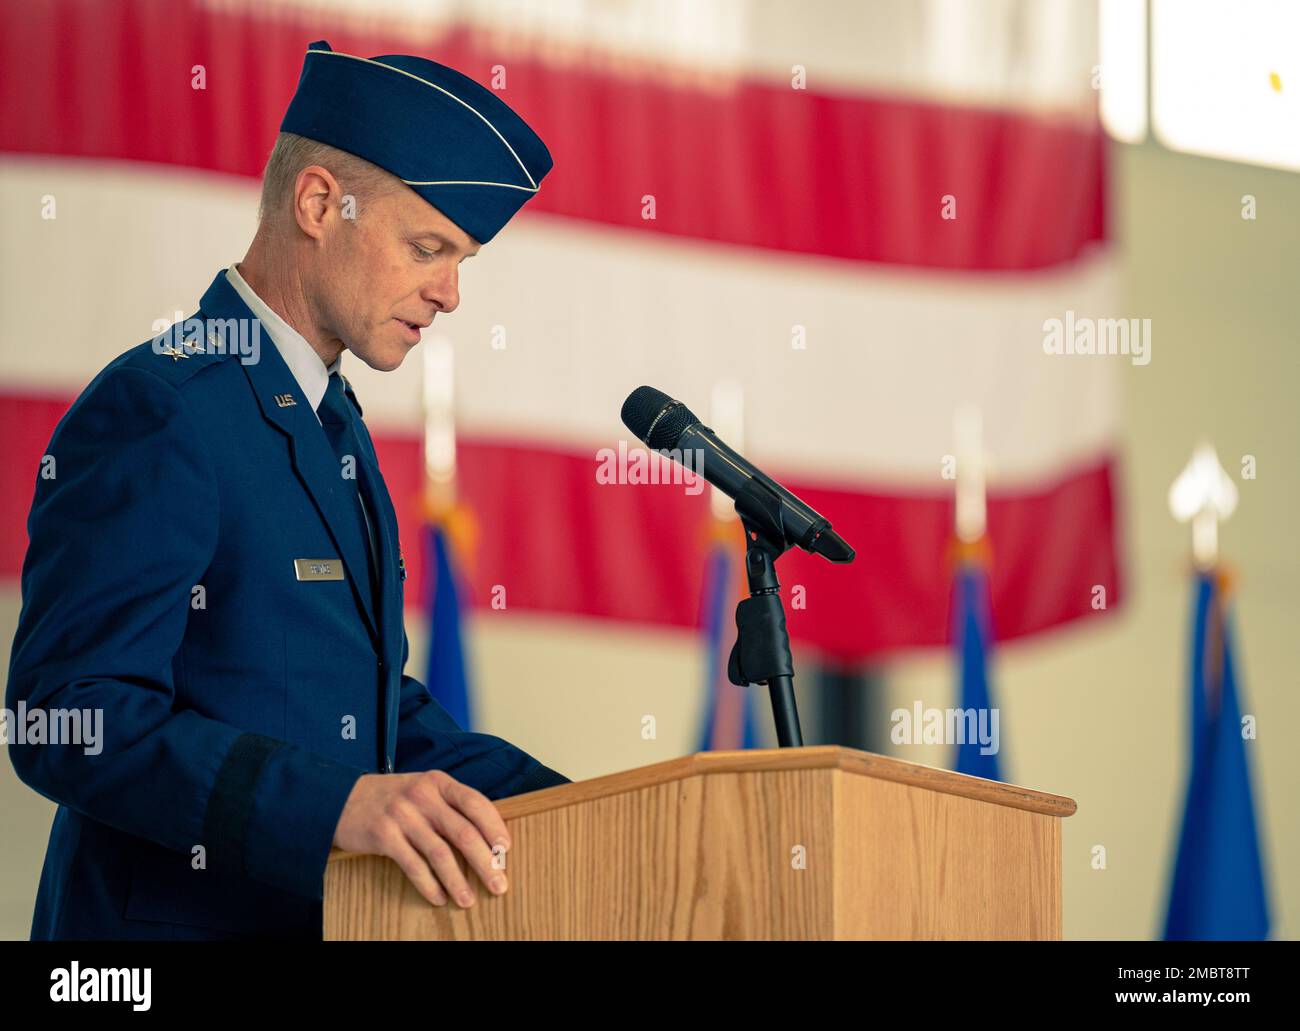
274;393;297;408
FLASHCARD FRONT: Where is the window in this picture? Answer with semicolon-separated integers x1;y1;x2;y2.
1101;0;1300;172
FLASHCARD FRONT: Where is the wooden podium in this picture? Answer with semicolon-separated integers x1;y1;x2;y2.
324;746;1075;940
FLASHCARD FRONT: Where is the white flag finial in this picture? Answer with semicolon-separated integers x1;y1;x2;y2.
1168;442;1238;568
709;380;745;522
953;403;986;543
423;335;457;490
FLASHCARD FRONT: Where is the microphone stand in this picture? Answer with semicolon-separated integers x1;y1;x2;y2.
727;480;803;748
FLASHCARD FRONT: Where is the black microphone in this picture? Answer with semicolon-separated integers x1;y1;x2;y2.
620;385;855;563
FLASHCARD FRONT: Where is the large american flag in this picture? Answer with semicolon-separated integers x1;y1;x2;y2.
0;0;1121;661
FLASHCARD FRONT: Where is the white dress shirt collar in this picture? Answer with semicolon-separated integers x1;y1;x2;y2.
225;263;339;414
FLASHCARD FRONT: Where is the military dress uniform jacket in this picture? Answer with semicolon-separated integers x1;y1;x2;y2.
6;269;569;940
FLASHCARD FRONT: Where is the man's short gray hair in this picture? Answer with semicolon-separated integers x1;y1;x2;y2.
257;132;401;225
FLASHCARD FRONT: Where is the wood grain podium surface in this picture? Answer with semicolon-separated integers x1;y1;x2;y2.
325;746;1075;940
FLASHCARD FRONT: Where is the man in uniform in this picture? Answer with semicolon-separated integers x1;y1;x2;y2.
5;40;569;940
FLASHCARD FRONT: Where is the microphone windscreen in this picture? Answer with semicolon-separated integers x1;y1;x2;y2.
620;386;699;450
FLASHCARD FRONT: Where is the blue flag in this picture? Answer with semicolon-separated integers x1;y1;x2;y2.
698;544;760;752
1162;572;1270;940
953;562;1004;781
424;523;473;731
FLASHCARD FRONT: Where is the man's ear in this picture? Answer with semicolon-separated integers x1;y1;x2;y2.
293;166;339;240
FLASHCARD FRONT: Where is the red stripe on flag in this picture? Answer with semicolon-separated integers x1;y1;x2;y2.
0;391;1121;660
0;0;1105;270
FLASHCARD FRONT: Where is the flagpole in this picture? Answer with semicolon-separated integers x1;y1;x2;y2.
950;404;1003;780
1163;441;1269;939
421;336;475;731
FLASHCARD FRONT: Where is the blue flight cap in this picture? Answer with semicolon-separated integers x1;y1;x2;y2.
279;40;552;244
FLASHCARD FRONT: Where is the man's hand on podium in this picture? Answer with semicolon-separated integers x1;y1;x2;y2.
333;770;512;908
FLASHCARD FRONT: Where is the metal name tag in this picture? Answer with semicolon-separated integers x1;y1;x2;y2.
294;558;345;581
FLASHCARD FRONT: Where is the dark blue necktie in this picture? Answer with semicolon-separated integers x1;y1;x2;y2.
316;372;379;602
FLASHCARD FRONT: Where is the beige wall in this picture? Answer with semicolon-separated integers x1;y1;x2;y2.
444;137;1300;940
1;139;1295;940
